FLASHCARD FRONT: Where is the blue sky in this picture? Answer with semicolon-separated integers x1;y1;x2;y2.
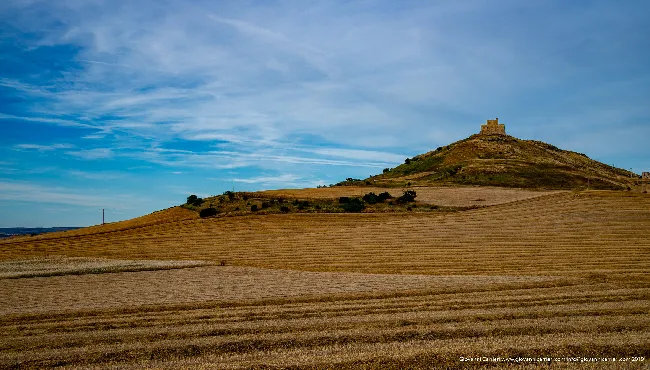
1;0;648;227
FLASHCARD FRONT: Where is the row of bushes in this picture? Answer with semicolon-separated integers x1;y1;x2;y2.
194;190;417;218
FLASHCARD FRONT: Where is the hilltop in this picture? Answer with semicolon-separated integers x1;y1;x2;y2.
365;119;637;190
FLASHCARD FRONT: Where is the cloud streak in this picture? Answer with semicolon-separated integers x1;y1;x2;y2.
0;181;129;208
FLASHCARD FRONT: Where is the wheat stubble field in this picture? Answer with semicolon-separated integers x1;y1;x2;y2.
0;189;649;368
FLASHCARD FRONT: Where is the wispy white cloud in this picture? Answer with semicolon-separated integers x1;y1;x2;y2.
233;174;303;184
136;148;391;170
0;113;96;129
0;181;129;208
14;143;75;151
67;170;125;180
303;148;406;164
232;173;325;189
65;148;114;160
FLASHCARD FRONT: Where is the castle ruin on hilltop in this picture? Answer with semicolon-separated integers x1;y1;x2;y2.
480;118;506;135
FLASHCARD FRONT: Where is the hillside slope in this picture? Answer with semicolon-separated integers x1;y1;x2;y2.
371;134;636;190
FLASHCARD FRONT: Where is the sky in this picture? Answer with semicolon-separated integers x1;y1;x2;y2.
1;0;649;227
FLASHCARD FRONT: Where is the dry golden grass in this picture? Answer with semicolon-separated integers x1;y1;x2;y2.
0;279;647;368
0;264;559;315
0;256;211;279
0;189;648;368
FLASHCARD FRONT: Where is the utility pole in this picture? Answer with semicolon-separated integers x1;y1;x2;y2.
102;209;105;225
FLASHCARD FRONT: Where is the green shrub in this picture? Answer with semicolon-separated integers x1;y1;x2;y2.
340;198;365;212
199;208;218;218
280;206;290;213
362;192;378;204
377;192;392;202
397;190;417;203
250;205;258;212
339;196;350;204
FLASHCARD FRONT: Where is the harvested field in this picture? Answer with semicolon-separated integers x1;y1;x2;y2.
0;256;211;279
0;263;559;315
259;185;561;207
0;189;649;368
0;279;647;368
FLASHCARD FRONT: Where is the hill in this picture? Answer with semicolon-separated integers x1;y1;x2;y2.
1;189;649;367
367;129;637;190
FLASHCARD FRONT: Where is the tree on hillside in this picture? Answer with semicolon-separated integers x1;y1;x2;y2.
187;194;204;206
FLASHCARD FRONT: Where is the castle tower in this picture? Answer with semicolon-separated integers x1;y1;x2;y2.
480;118;506;135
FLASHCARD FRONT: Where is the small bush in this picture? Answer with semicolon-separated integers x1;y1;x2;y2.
405;158;411;165
280;206;290;213
339;197;350;204
340;198;365;212
362;192;378;204
397;190;417;203
377;192;393;202
224;191;235;201
250;205;258;212
383;168;391;173
199;207;218;218
261;202;270;209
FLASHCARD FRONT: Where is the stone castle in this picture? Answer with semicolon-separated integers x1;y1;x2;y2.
480;118;506;135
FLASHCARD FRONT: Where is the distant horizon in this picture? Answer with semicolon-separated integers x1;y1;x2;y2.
2;0;648;227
